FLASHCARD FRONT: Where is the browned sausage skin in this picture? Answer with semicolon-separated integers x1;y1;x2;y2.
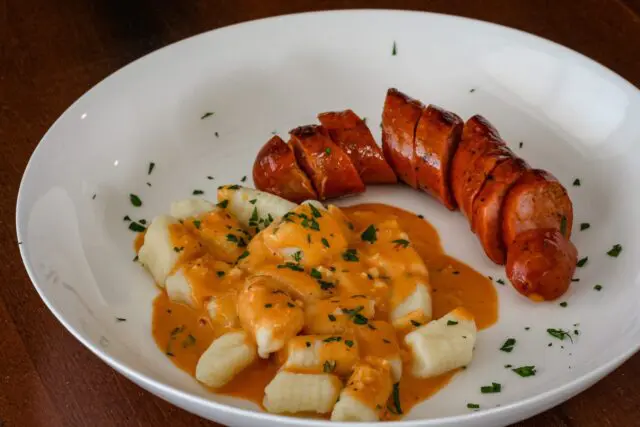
451;115;512;221
506;228;578;301
414;105;463;210
253;135;318;203
501;169;573;247
318;109;397;184
472;158;529;264
381;88;424;188
289;125;365;200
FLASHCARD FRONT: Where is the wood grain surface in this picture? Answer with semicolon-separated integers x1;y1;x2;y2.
2;1;640;426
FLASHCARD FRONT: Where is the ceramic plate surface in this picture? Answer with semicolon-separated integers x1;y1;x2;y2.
16;10;640;427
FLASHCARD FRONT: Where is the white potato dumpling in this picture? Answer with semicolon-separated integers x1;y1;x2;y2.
165;268;194;306
353;320;403;382
331;357;393;422
138;215;180;287
237;276;305;358
169;198;215;219
263;371;342;414
281;334;359;377
206;292;240;329
390;280;432;328
217;185;296;231
195;331;257;388
404;307;477;378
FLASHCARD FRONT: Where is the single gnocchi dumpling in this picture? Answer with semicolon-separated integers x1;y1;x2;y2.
195;330;257;388
237;275;305;358
263;371;342;414
404;307;477;378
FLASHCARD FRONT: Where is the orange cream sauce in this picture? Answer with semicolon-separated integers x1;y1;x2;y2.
149;202;498;419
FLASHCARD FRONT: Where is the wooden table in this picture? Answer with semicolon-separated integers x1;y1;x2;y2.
2;1;640;426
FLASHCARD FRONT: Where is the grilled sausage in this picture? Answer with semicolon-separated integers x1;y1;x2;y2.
506;228;578;301
381;88;424;188
501;169;573;247
451;115;512;221
451;116;511;220
471;158;529;264
414;105;463;210
253;135;318;203
318;110;397;184
289;125;365;200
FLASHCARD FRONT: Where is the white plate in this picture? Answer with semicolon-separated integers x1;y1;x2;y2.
16;10;640;427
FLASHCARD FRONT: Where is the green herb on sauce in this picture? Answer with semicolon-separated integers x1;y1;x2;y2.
342;249;359;262
361;225;377;243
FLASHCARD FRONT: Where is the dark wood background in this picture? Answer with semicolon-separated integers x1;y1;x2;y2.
2;1;640;426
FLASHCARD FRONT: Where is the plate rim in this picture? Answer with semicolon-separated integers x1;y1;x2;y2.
15;8;640;426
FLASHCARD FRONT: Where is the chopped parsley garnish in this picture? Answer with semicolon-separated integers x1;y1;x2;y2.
446;320;458;326
504;364;513;369
182;334;196;348
607;244;622;257
225;184;240;190
383;339;391;344
237;250;250;261
417;214;424;219
116;317;127;322
342;306;364;317
352;313;369;325
321;238;330;248
249;207;259;226
573;178;581;186
201;112;214;119
519;141;523;148
123;215;131;221
173;246;184;253
133;255;139;262
342;249;359;262
345;340;354;348
287;302;295;308
467;403;480;410
560;215;567;237
292;251;303;262
192;189;204;195
571;278;580;282
248;199;257;205
391;41;397;56
496;279;506;285
559;302;568;308
580;223;590;231
306;341;311;348
576;257;588;267
309;204;322;218
325;147;331;155
216;199;229;209
361;225;377;243
323;360;337;373
139;219;147;225
512;366;536;377
323;336;342;343
480;382;501;393
170;325;185;336
128;222;146;232
214;132;219;137
500;338;516;353
411;320;422;327
388;383;402;414
594;284;603;291
216;271;225;277
241;176;247;182
148;162;155;175
547;328;573;342
192;220;201;229
328;314;337;322
310;268;322;279
392;239;410;248
277;262;304;272
264;303;273;308
129;194;142;207
347;222;354;230
226;234;238;243
207;176;214;180
318;280;335;290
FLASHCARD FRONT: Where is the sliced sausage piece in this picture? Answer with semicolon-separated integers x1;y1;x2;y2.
451;115;511;220
414;105;463;210
471;158;529;264
289;125;365;200
253;135;318;203
502;169;573;247
506;228;578;301
381;88;424;188
318;109;397;184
